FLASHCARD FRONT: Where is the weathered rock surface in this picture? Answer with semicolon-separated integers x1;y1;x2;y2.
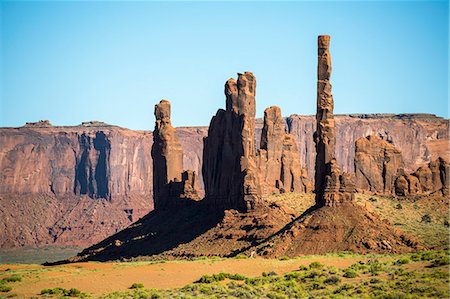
151;100;184;209
152;100;200;208
314;35;337;206
354;135;405;194
314;35;355;207
287;114;449;180
395;157;449;197
258;106;310;194
202;72;262;211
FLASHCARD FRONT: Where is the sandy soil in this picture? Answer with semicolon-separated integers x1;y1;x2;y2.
0;256;369;297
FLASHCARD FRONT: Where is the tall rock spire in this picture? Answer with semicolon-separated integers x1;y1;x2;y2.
151;100;184;209
202;72;261;211
314;35;335;206
314;35;355;207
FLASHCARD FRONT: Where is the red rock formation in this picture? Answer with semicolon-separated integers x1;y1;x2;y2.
314;35;335;206
151;100;184;209
354;135;405;194
202;72;262;211
314;35;354;207
152;100;200;208
397;157;450;197
287;114;449;180
258;106;309;194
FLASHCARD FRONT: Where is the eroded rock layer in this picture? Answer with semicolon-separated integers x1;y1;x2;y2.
354;135;405;194
314;35;355;207
258;106;311;194
202;72;262;211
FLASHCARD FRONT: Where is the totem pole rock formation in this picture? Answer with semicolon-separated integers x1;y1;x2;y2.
314;35;355;207
202;72;262;211
258;106;310;194
354;135;405;194
151;100;199;209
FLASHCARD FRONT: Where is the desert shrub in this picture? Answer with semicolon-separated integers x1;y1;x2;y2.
262;271;278;277
40;287;84;297
334;283;353;294
284;272;301;280
444;219;449;227
130;283;144;289
343;269;358;278
324;275;341;285
298;265;308;271
395;203;403;210
41;288;65;295
309;261;323;269
267;292;287;299
376;292;410;299
348;261;367;271
228;273;246;280
67;288;82;297
278;256;289;261
410;253;421;262
393;257;410;266
368;260;383;275
430;255;449;267
196;272;246;283
2;275;21;283
370;278;382;284
234;254;248;259
420;251;435;261
369;197;377;202
421;214;432;223
0;285;12;292
303;270;320;279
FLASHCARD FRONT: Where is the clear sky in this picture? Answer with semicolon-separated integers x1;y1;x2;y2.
1;1;448;129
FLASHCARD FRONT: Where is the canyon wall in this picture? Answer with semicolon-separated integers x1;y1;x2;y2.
0;114;447;247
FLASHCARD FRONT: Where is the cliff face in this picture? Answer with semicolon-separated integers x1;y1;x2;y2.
0;124;206;248
0;113;447;248
0;125;152;198
286;114;449;180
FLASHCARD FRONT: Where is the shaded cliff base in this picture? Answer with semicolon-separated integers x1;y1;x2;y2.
64;192;448;263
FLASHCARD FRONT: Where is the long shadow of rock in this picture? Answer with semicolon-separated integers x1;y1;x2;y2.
46;200;223;264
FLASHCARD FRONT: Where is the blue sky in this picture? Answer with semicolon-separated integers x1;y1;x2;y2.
1;1;448;129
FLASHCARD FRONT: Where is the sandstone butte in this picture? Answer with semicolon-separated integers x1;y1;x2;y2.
58;35;443;264
0;36;448;254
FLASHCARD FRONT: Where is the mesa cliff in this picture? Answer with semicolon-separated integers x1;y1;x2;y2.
65;35;427;263
0;116;447;248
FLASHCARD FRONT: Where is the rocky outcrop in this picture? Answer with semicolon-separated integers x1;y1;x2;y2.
258;106;310;194
202;73;262;211
152;100;200;209
0;125;153;199
395;157;449;197
354;135;405;194
314;35;354;207
151;100;184;209
287;114;449;180
314;35;335;205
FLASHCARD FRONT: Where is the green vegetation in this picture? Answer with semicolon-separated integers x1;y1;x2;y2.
130;283;144;289
99;250;450;299
40;287;86;297
0;285;12;292
1;275;21;283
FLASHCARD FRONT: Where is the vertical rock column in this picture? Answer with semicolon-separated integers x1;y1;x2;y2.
202;72;261;211
314;35;355;206
258;106;307;194
151;100;184;209
314;35;335;206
